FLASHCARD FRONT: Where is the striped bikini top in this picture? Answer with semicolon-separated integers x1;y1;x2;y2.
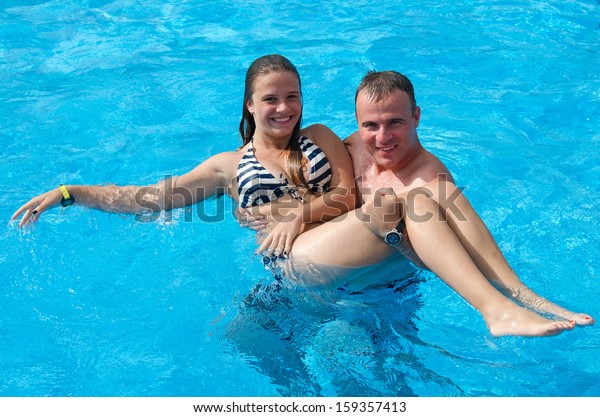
236;135;332;208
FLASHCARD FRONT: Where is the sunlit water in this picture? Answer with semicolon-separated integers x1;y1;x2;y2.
1;0;599;396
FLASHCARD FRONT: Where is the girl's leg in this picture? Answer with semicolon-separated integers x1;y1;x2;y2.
432;180;593;326
290;210;396;268
357;191;574;337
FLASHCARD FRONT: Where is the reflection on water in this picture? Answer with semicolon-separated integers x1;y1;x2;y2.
223;260;465;396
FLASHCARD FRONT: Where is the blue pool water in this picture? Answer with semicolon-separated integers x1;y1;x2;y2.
1;0;599;396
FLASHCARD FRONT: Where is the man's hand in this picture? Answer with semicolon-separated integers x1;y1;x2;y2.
358;188;405;238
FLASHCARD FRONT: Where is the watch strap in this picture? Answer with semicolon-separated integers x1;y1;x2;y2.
395;219;406;234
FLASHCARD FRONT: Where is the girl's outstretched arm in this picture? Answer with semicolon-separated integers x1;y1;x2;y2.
11;152;236;227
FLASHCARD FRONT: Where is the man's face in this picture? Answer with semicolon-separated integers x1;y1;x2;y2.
356;89;420;169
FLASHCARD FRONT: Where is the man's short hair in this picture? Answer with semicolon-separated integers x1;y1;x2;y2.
355;71;417;115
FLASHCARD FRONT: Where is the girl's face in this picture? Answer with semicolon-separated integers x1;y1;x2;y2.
246;71;302;143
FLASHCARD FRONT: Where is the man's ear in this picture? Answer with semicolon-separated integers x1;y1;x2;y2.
413;106;421;128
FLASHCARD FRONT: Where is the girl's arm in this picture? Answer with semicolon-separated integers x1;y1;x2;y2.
256;124;356;256
11;152;235;227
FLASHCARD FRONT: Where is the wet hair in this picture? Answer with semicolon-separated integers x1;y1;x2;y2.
355;70;417;115
238;54;308;189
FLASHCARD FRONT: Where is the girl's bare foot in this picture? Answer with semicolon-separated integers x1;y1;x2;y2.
485;304;575;337
552;311;595;326
504;284;595;327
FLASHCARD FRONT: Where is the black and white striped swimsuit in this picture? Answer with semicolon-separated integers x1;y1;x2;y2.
236;135;332;208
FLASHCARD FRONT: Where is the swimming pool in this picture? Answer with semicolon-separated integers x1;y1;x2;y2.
1;0;599;396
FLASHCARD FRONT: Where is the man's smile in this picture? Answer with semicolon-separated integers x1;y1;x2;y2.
377;144;397;152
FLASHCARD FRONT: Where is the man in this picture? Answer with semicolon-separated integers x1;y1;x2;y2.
276;71;594;337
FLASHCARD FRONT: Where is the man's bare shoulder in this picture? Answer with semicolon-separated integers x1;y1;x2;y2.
419;150;452;175
343;131;358;147
343;132;370;173
410;149;455;185
343;131;365;159
343;131;357;141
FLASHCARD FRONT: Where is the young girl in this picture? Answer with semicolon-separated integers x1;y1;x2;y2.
12;54;356;256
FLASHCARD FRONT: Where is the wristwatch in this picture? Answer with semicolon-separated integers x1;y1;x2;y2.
383;219;406;247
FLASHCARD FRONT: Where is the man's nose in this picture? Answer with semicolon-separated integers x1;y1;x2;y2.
376;127;392;143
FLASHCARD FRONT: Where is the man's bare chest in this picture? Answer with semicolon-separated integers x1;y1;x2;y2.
355;170;409;202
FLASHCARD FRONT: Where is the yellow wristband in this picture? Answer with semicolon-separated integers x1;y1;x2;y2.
59;184;71;200
59;184;75;207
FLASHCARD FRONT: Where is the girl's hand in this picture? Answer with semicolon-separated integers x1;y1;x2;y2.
11;188;64;227
255;209;303;258
235;207;269;231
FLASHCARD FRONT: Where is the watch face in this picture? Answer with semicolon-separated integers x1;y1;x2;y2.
385;231;401;246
